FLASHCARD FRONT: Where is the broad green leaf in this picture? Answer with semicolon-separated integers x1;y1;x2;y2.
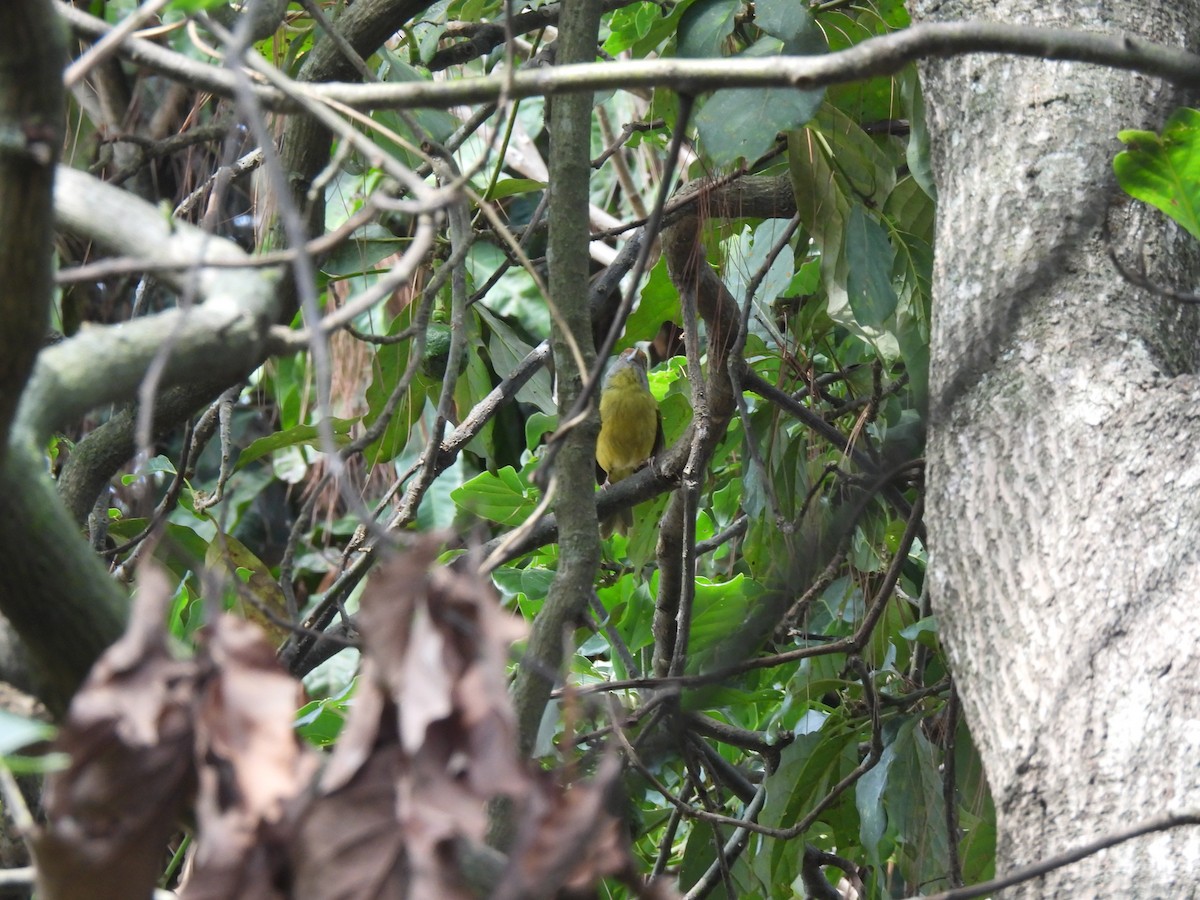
168;0;227;11
235;418;355;471
696;39;824;167
601;576;654;661
295;680;356;748
120;454;177;485
477;305;554;414
789;123;851;298
1114;107;1200;240
604;2;663;55
451;466;537;525
887;717;950;887
623;492;671;569
899;615;938;640
484;178;546;201
622;256;680;349
845;203;898;328
812;102;898;208
856;718;909;864
0;710;54;757
759;716;859;882
362;305;434;465
205;534;291;644
900;66;936;200
320;226;403;278
377;49;457;143
678;822;720;889
107;520;209;582
676;0;739;58
756;0;810;43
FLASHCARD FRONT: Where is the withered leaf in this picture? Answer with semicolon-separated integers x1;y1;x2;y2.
33;564;195;900
295;539;530;899
181;615;318;900
493;756;635;900
357;538;526;797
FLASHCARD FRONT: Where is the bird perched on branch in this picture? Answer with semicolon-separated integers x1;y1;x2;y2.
596;346;662;537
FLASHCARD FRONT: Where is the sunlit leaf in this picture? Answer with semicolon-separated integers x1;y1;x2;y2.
235;419;355;471
1114;107;1200;240
451;466;537;525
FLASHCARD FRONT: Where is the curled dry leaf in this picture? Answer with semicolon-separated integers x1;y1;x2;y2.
292;537;528;900
180;615;318;900
493;755;640;900
33;563;196;900
357;538;527;788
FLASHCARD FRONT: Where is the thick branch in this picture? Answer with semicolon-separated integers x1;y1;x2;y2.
0;444;127;716
15;167;280;443
0;0;63;446
57;7;1200;111
509;0;604;762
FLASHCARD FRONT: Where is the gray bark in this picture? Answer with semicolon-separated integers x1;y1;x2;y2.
916;0;1200;894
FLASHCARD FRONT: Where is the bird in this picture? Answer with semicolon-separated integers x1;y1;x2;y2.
596;346;662;537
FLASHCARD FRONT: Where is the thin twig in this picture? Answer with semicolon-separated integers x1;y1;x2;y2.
914;812;1200;900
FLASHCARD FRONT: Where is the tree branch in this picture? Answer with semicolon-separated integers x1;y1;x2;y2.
0;0;63;445
15;167;280;444
915;812;1200;900
58;6;1200;111
508;0;604;763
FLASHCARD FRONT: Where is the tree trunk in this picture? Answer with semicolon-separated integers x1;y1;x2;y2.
915;1;1200;893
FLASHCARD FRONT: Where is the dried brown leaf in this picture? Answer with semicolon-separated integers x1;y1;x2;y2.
357;537;526;797
181;615;318;900
318;662;386;795
33;564;195;900
493;756;636;900
293;539;530;899
294;723;486;900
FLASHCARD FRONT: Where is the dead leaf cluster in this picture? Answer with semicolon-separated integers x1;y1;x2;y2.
26;537;677;900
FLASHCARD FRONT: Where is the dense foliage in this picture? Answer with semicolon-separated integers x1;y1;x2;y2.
1;0;1063;895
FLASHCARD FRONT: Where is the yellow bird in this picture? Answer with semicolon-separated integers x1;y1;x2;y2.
596;347;662;537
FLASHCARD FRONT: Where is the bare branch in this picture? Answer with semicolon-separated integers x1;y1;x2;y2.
16;167;280;443
59;5;1200;111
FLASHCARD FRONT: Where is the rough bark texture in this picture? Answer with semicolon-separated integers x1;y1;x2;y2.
0;0;62;446
509;0;603;760
915;0;1200;893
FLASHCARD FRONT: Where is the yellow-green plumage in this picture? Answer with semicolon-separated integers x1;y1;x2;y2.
596;348;660;536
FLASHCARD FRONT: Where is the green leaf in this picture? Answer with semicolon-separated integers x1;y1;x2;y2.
451;466;537;525
687;575;753;658
107;520;209;583
167;0;227;12
845;203;897;328
887;717;950;887
1114;107;1200;240
0;710;54;757
478;306;555;414
900;67;936;200
856;718;907;864
756;0;809;42
759;714;859;881
362;306;434;465
604;2;662;55
677;0;740;58
696;39;824;166
295;680;355;748
899;615;938;640
120;454;177;486
484;178;546;201
622;256;680;348
235;419;355;471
